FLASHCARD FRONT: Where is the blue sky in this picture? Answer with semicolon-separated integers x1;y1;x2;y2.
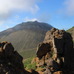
0;0;74;31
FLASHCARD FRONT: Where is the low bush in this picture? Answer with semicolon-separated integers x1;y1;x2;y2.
23;57;36;70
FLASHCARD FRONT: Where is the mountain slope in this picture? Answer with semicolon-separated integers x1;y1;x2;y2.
67;27;74;40
0;21;53;58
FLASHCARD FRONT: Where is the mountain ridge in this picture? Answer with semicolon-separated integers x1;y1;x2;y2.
0;21;53;58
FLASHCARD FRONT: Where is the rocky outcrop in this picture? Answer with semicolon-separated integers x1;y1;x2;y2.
0;41;26;74
0;41;41;74
36;28;74;74
0;28;73;74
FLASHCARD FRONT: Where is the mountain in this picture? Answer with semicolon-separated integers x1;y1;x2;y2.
67;27;74;41
0;21;53;58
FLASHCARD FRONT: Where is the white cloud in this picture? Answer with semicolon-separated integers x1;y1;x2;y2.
24;13;50;22
5;25;10;29
0;21;5;26
0;0;39;19
0;20;14;31
64;0;74;15
24;17;39;22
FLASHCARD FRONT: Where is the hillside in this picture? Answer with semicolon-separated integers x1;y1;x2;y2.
0;21;53;58
67;26;74;40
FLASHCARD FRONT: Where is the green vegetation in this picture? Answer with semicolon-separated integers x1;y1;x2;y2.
67;26;74;35
67;26;74;41
23;57;36;70
26;63;36;70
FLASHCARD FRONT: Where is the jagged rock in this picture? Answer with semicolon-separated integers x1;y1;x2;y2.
3;42;14;55
44;67;52;74
45;58;59;72
36;43;51;59
0;41;25;74
36;28;74;74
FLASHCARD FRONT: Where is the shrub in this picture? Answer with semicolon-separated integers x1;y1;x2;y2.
26;63;36;70
23;57;36;70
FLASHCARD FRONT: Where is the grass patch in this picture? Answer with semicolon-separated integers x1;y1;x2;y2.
23;57;36;70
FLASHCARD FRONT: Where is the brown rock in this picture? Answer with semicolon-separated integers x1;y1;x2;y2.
53;71;63;74
36;28;74;73
3;43;14;55
0;41;26;74
36;43;51;59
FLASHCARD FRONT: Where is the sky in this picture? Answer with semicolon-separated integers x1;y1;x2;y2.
0;0;74;31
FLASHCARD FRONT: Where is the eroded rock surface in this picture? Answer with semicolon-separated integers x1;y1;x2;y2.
36;28;74;74
0;41;25;74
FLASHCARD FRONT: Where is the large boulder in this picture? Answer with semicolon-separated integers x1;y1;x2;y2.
36;28;74;74
0;41;26;74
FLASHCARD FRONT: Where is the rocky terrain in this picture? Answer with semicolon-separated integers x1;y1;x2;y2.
0;41;41;74
0;41;25;74
32;28;74;74
0;28;74;74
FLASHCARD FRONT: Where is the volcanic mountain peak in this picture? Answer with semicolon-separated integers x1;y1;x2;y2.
0;21;53;58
